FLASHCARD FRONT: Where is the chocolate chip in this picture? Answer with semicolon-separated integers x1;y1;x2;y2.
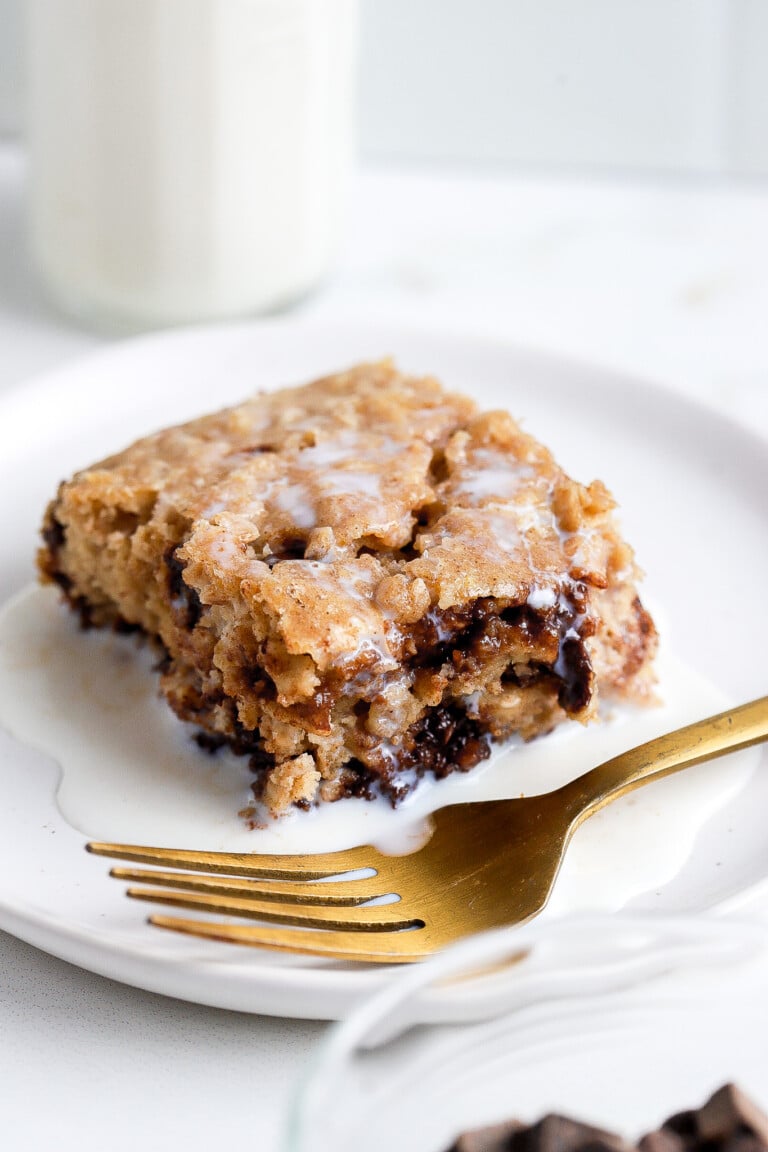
698;1085;768;1146
509;1115;629;1152
113;616;142;635
445;1086;768;1152
449;1120;525;1152
555;634;593;714
42;512;66;555
662;1114;698;1141
726;1137;768;1152
639;1132;687;1152
265;538;307;566
404;705;491;781
165;546;203;629
194;731;227;755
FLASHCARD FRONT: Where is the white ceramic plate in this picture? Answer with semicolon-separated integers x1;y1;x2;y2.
0;320;766;1019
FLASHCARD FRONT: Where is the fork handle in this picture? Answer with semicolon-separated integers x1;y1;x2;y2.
559;695;768;825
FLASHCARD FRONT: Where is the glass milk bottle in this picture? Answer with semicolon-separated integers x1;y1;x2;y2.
26;0;357;330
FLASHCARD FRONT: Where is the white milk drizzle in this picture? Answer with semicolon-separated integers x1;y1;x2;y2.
0;587;756;913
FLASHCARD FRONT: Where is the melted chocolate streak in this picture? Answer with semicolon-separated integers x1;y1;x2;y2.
44;519;594;809
196;579;593;808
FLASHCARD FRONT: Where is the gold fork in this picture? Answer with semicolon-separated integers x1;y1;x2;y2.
88;696;768;964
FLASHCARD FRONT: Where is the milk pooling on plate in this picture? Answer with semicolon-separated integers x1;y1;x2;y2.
0;586;757;917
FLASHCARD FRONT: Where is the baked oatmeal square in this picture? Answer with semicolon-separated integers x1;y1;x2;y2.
39;361;656;814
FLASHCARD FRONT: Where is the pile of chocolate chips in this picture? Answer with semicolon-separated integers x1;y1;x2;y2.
447;1085;768;1152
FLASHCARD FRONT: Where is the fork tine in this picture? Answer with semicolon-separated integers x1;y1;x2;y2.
127;887;419;931
150;915;429;963
110;868;387;905
86;840;377;880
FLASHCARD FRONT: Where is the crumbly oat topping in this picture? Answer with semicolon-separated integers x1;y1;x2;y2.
39;361;657;814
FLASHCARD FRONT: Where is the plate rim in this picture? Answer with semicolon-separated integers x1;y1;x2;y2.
0;318;766;1018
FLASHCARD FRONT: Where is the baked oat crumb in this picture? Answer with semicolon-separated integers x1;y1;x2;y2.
39;361;657;816
263;753;321;812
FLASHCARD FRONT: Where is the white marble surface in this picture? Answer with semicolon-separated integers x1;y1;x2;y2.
1;141;767;1151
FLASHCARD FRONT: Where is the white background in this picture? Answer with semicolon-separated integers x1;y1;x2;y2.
3;0;768;175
